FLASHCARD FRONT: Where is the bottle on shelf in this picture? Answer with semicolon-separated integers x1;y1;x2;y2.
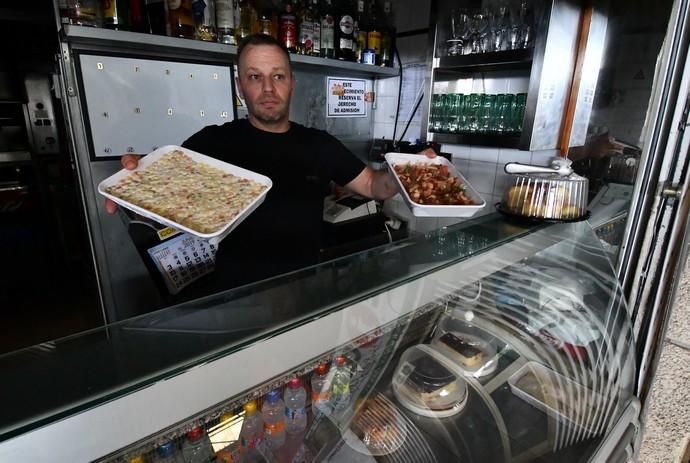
296;0;317;55
310;0;321;56
153;440;181;463
145;0;168;35
311;363;332;417
193;0;217;41
68;0;102;27
261;389;286;449
284;378;308;434
320;0;335;58
59;0;71;25
235;0;256;43
168;0;195;38
330;356;352;414
215;0;236;44
181;425;215;463
129;0;147;32
240;401;264;457
366;1;382;64
279;0;298;52
380;0;394;66
334;0;355;61
257;9;275;37
353;0;367;62
103;0;130;29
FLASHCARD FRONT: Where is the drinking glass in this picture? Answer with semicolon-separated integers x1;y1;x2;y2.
518;1;532;48
514;93;527;132
480;94;496;133
495;94;510;133
469;13;487;54
448;9;463;56
430;94;442;132
448;94;465;133
465;93;482;133
504;94;517;133
440;94;453;133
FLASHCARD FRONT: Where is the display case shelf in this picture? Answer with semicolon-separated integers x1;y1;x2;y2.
436;48;534;72
62;25;399;78
428;132;523;149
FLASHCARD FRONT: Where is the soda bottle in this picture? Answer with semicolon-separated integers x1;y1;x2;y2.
310;363;331;417
181;425;214;463
284;378;308;434
262;389;286;449
153;441;181;463
239;401;264;457
330;356;351;413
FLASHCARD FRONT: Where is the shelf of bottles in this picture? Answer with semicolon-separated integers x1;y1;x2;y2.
61;0;399;77
97;299;441;463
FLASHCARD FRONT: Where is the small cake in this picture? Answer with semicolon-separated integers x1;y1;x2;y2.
402;355;460;411
439;332;486;368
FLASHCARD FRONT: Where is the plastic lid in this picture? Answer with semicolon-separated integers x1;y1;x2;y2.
315;363;329;375
266;389;281;403
244;400;257;415
288;377;302;389
157;441;176;458
127;456;144;463
186;426;204;442
219;412;234;423
335;355;347;366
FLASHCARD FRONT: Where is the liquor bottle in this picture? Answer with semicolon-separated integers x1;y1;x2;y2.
279;0;297;52
215;0;236;44
168;0;195;38
310;0;321;56
145;0;168;35
380;0;394;66
59;0;71;24
296;0;316;55
353;0;367;62
103;0;129;29
334;0;355;61
235;0;255;42
258;9;274;37
193;0;217;41
366;1;382;64
320;0;335;58
129;0;147;32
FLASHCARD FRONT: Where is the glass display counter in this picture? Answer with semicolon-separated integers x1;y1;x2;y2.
0;214;638;462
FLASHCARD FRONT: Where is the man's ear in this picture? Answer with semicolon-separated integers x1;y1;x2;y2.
235;76;245;99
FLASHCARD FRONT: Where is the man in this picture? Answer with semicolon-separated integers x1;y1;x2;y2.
107;34;428;291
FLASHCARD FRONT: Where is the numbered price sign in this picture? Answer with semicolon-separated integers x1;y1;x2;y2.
147;233;217;295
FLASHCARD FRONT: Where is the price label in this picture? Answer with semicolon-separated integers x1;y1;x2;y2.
147;233;217;295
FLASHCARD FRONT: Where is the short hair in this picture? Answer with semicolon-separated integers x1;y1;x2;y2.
237;34;292;72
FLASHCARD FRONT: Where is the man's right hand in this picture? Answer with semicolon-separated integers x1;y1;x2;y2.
105;154;142;214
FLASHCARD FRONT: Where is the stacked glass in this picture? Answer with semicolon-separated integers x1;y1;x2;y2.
429;93;526;135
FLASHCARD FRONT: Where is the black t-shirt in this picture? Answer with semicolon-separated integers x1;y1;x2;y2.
182;118;365;289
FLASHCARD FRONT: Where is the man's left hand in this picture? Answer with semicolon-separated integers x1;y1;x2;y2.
418;147;438;158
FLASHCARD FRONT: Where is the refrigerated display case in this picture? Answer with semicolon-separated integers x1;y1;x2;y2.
0;215;640;462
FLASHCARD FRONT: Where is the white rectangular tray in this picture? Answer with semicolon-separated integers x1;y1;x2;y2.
508;361;604;435
98;145;272;244
384;153;485;217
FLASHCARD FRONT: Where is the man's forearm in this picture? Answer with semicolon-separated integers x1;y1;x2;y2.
370;169;400;200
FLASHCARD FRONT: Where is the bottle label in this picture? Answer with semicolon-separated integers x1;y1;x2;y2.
241;431;263;450
299;21;315;50
264;420;285;436
339;15;353;35
321;16;334;49
216;0;234;29
103;0;116;18
312;22;321;52
339;38;353;51
286;406;306;421
368;30;382;53
311;389;331;402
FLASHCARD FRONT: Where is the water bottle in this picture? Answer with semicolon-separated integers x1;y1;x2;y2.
311;363;332;417
181;426;214;463
284;378;308;434
239;401;264;457
261;390;286;449
330;356;352;413
153;441;181;463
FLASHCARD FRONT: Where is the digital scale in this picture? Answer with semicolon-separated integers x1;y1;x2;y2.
323;195;378;224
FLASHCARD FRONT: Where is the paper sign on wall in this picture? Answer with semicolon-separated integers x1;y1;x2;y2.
327;77;367;117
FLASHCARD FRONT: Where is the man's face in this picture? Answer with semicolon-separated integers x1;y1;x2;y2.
236;44;294;131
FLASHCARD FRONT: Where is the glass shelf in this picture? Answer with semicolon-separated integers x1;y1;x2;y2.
429;131;523;148
436;48;534;72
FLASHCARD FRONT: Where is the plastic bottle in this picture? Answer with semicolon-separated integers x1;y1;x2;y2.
284;378;308;434
181;425;214;463
239;401;264;457
330;356;352;413
262;389;286;449
311;363;332;417
153;441;181;463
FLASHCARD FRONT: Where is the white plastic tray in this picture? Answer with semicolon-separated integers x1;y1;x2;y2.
98;145;272;245
508;361;602;434
384;153;486;217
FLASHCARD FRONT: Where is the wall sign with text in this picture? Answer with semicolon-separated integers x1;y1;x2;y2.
327;77;367;117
